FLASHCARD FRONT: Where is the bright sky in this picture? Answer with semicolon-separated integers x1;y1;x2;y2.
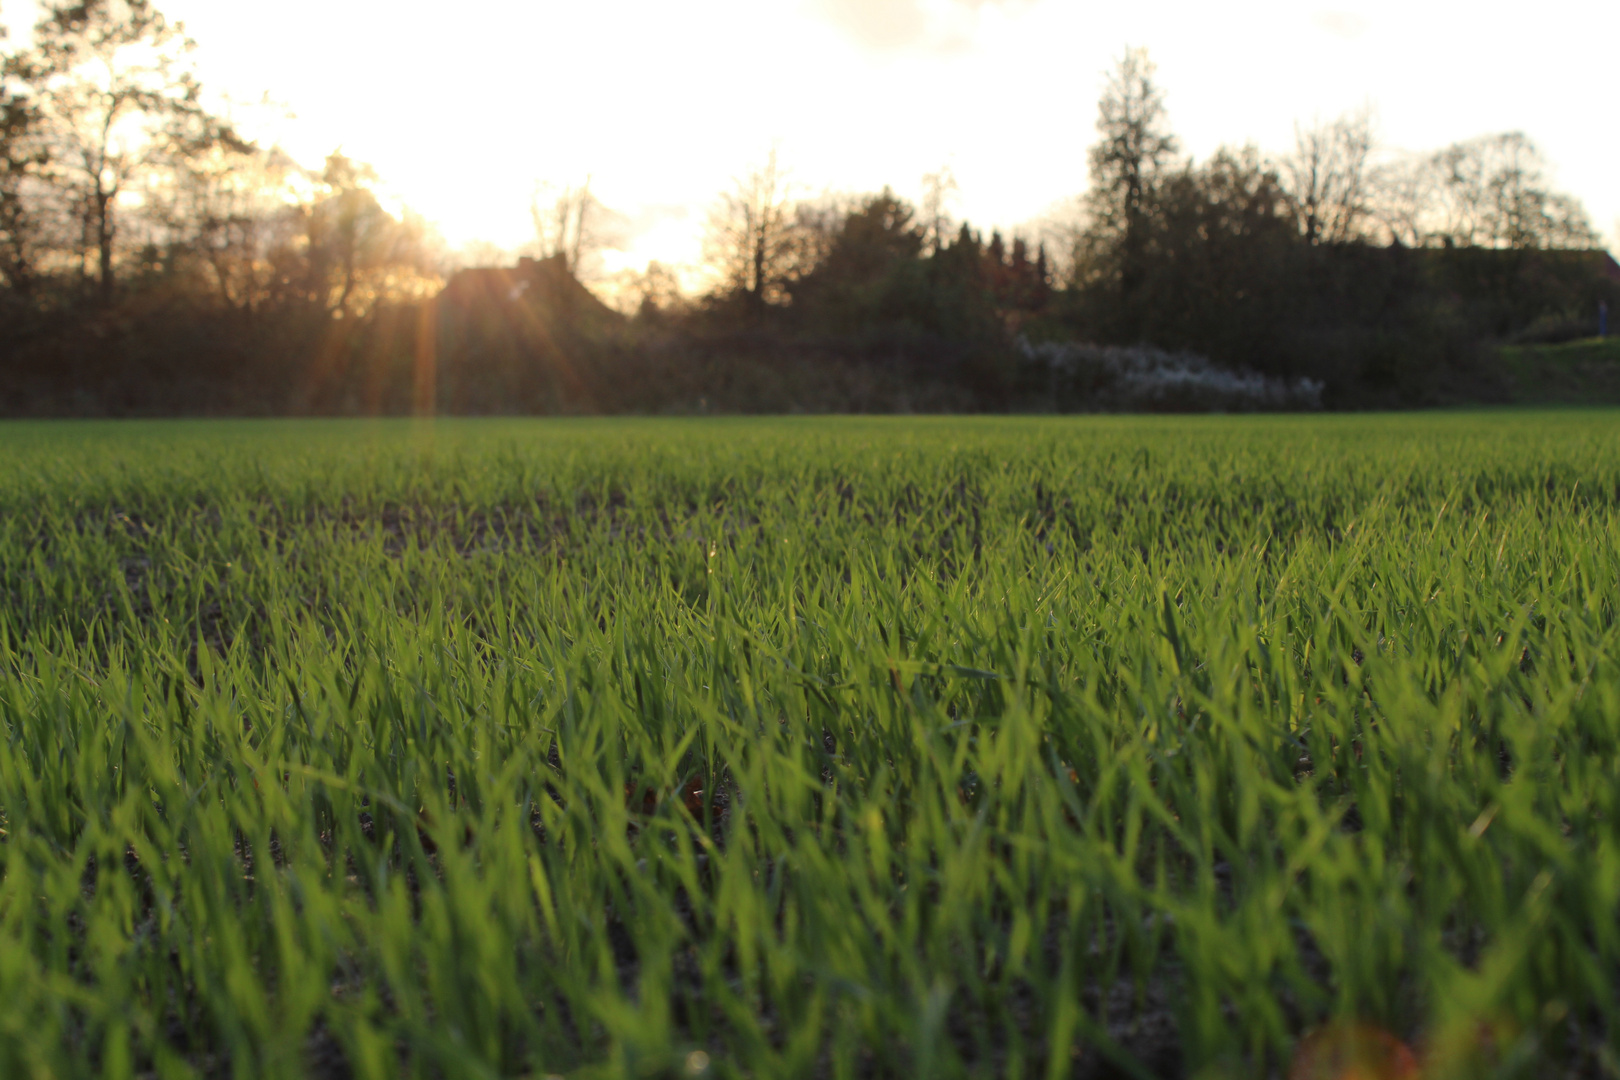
6;0;1618;279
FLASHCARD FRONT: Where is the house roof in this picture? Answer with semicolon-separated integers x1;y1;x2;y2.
438;255;622;324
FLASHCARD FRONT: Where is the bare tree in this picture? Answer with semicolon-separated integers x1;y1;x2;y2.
1365;151;1433;247
6;0;235;305
531;176;596;274
919;164;958;255
1426;132;1594;249
152;141;304;312
528;176;630;281
702;146;803;313
1281;109;1374;245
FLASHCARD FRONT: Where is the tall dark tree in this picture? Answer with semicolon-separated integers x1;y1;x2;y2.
1141;145;1303;373
1004;236;1049;313
790;187;923;325
1080;47;1180;305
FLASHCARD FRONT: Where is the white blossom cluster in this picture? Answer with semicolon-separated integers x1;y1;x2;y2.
1019;339;1325;412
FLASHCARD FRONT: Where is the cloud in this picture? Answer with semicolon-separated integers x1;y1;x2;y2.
620;203;693;245
812;0;930;50
1311;10;1371;39
810;0;1029;53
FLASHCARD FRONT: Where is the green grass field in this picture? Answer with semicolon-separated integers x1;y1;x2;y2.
3;415;1619;1079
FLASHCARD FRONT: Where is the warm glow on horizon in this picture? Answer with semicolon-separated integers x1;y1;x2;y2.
7;0;1615;282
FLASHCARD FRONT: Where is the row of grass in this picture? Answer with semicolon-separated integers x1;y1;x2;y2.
1;415;1618;1078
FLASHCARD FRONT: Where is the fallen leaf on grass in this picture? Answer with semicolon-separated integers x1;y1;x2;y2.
1290;1022;1419;1080
624;774;714;818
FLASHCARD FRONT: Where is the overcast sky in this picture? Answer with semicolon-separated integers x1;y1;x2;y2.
5;0;1617;277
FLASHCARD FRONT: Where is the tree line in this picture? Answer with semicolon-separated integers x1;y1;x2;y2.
1;4;1614;415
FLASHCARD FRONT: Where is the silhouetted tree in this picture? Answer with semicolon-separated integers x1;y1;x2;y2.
153;142;304;312
1140;145;1303;373
632;259;682;319
300;152;437;317
1004;236;1049;312
0;50;46;294
1366;152;1432;248
1079;47;1180;306
1426;132;1594;250
703;147;803;315
530;176;622;278
1282;109;1374;246
985;230;1005;269
919;164;957;255
6;0;234;305
902;221;1001;342
790;187;922;326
